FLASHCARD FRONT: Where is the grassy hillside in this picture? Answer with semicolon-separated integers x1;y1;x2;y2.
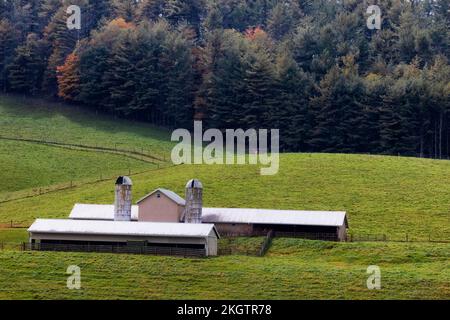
1;153;449;239
0;241;448;299
0;139;153;193
0;95;174;159
0;95;449;299
0;95;175;202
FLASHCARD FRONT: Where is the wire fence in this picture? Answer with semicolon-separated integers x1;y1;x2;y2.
0;230;448;258
0;163;178;205
0;136;168;163
218;231;449;244
346;233;450;243
218;230;273;256
217;236;263;256
217;246;260;256
258;230;274;256
0;221;28;228
0;134;177;204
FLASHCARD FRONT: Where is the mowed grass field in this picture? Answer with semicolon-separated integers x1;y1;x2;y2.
0;95;173;159
0;139;153;193
0;95;449;299
0;95;174;202
0;241;448;299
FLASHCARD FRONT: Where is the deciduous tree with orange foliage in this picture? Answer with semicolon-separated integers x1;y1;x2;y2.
57;53;80;101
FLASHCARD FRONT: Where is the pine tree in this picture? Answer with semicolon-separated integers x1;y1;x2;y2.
206;30;249;129
309;59;367;153
77;18;133;110
242;49;277;129
7;33;48;95
275;49;314;151
127;21;168;123
163;30;196;127
78;45;111;110
112;0;138;21
136;0;166;21
84;0;113;35
0;19;18;92
102;30;137;115
0;0;14;20
268;1;301;41
164;0;205;37
12;0;41;40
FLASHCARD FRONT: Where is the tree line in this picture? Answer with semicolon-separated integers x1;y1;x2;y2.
0;0;449;157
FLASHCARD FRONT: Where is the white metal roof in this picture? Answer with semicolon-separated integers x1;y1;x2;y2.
69;204;347;227
70;204;139;221
28;219;218;238
136;188;186;205
202;208;348;227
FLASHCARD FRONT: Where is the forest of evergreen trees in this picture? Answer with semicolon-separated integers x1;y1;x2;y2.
0;0;449;157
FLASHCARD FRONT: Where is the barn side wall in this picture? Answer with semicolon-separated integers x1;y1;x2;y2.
337;225;347;241
207;236;218;256
138;193;184;222
213;223;254;236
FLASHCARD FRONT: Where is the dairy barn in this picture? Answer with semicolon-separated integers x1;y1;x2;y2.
28;177;348;257
28;178;219;257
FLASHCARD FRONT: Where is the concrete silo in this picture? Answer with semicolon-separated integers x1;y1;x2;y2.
114;176;133;221
185;179;203;223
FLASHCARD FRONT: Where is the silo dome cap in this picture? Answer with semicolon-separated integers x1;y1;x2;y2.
186;179;203;188
116;176;132;185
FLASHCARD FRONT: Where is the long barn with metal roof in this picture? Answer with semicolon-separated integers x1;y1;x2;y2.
28;219;219;256
28;176;349;258
202;208;348;240
69;204;348;241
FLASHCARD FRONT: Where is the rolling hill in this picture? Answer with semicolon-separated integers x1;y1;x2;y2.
0;95;448;299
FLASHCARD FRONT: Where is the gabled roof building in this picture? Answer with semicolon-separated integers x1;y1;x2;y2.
28;177;349;257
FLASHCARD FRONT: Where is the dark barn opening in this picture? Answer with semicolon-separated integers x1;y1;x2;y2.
33;239;207;256
253;224;339;241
